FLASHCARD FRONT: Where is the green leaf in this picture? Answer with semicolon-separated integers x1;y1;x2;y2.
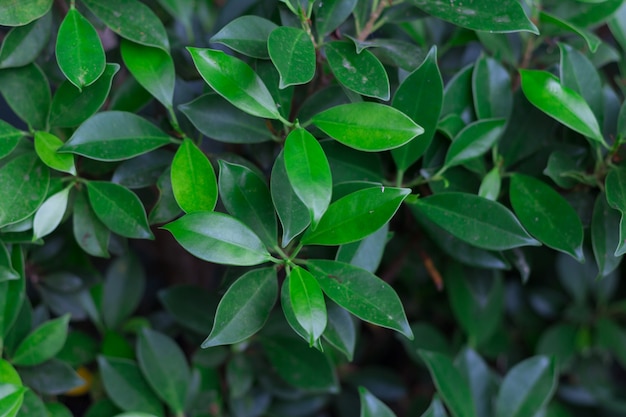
11;314;69;366
519;70;604;146
202;267;277;347
112;150;171;189
268;27;315;88
325;41;390;100
284;128;332;227
558;43;603;122
163;212;272;266
441;64;474;119
315;0;357;37
478;167;501;201
34;131;76;175
288;266;327;346
420;350;477;417
86;181;153;240
158;285;218;335
472;56;512;120
0;12;51;69
510;174;584;261
60;111;171;161
73;189;110;258
444;119;506;168
0;0;52;26
0;246;25;344
495;356;557;417
539;11;601;53
336;223;388;273
121;40;175;108
187;47;280;120
218;161;277;248
312;102;424;152
454;349;496;417
409;0;538;34
550;0;623;27
226;354;254;399
302;186;409;245
137;329;190;413
0;64;50;130
420;397;449;417
102;255;145;330
271;152;310;247
97;356;164;417
33;186;70;240
605;166;626;256
0;153;50;228
280;277;323;348
410;193;539;250
591;192;622;277
11;388;41;416
609;3;626;52
0;243;19;282
0;120;24;160
210;16;278;59
171;138;218;213
307;259;412;339
359;386;397;417
49;63;119;128
391;46;443;171
82;0;169;51
56;8;105;90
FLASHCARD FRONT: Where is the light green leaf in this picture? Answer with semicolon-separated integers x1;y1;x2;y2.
33;186;71;240
478;167;501;201
73;189;110;258
0;12;51;69
210;16;278;59
0;0;52;26
268;26;315;88
359;386;397;417
11;314;70;366
0;120;24;160
171;138;218;213
0;385;26;417
34;131;76;175
444;119;506;168
0;64;50;130
280;277;323;349
288;266;327;346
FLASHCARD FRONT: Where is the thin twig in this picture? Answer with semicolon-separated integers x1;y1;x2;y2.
357;0;390;41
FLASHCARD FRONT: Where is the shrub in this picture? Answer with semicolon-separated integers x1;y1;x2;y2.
1;0;626;416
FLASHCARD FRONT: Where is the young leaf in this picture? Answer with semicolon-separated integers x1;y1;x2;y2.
33;186;71;240
86;181;154;240
162;212;272;266
302;186;409;246
0;0;52;26
472;56;512;119
73;189;110;258
288;266;327;346
56;8;105;90
510;174;584;261
187;47;281;120
495;356;557;417
519;69;605;146
268;26;315;88
11;314;70;366
359;386;397;417
284;128;332;227
444;119;506;168
34;131;76;175
102;255;145;330
0;64;50;130
592;192;622;277
325;41;390;100
0;12;51;69
202;267;277;347
0;120;24;159
210;16;278;59
171;138;218;213
307;259;412;339
312;103;424;152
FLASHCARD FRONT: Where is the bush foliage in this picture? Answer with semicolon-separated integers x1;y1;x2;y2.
1;0;626;416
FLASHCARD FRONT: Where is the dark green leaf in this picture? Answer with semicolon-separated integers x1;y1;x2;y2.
441;64;474;119
162;212;272;266
550;0;623;27
288;266;327;346
14;386;44;416
0;13;51;69
149;167;180;225
510;174;584;261
591;192;622;277
536;324;578;369
102;255;145;330
73;189;110;257
11;314;69;366
322;301;356;360
335;223;388;273
210;16;278;59
158;285;218;335
605;166;626;256
472;56;512;120
307;260;412;339
454;348;496;417
33;186;70;239
19;360;82;396
315;0;358;37
0;64;50;130
112;150;171;189
559;43;603;121
0;0;52;26
539;11;601;53
268;27;315;88
420;397;449;417
226;354;254;399
0;243;19;282
34;131;76;175
0;121;25;160
202;267;277;347
171;138;218;213
0;246;25;342
359;386;396;417
444;119;506;168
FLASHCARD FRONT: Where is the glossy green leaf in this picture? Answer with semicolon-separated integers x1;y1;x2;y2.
202;267;277;347
0;121;24;160
11;388;42;416
510;174;584;261
210;16;277;59
559;43;603;121
420;397;449;417
137;329;189;413
323;301;356;360
391;46;443;171
419;350;477;417
34;131;76;175
97;356;164;417
550;0;623;27
33;186;70;240
478;167;501;201
280;277;323;348
454;349;496;417
102;255;144;329
268;26;315;88
592;192;622;277
0;243;19;282
121;40;175;108
61;111;171;161
495;356;557;417
171;139;217;213
410;193;539;250
86;181;153;240
409;0;538;33
0;12;51;69
302;186;410;245
111;150;171;190
441;64;474;119
56;8;105;90
539;11;601;53
336;223;388;273
187;47;280;120
605;167;626;256
179;94;272;144
609;3;626;52
0;64;50;130
163;212;272;266
325;41;390;100
1;360;22;386
11;314;69;366
0;0;52;26
322;140;385;182
307;259;412;339
49;63;119;128
359;386;396;417
73;189;109;258
82;0;169;51
472;56;512;120
0;153;50;228
288;266;327;346
312;102;424;152
444;119;506;168
315;0;357;36
519;70;604;146
284;128;332;227
218;161;277;247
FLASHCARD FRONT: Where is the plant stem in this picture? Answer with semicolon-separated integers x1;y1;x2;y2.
358;0;390;41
